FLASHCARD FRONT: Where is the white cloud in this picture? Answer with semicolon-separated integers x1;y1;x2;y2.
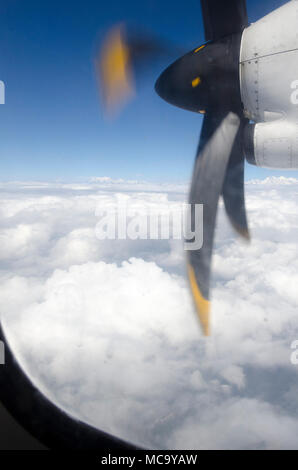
219;365;246;390
0;177;298;449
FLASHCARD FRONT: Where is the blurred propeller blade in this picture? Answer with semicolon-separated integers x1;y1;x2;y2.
222;120;250;240
188;112;241;336
200;0;248;42
96;25;135;116
97;24;181;116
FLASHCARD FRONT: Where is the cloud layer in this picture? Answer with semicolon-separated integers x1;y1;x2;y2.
0;176;297;449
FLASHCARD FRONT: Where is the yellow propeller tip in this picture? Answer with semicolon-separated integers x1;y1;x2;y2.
97;24;135;116
187;265;211;336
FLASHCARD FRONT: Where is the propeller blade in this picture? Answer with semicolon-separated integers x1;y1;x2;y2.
97;25;179;116
96;25;135;116
188;112;240;336
200;0;248;42
222;119;250;239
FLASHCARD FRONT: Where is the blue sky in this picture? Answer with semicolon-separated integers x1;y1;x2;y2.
0;0;296;182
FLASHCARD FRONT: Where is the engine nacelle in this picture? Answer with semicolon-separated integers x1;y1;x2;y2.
240;1;298;124
240;1;298;170
244;120;298;169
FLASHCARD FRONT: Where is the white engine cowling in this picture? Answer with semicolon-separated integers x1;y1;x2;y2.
240;1;298;124
240;1;298;169
244;120;298;169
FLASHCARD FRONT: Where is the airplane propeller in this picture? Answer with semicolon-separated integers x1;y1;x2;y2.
99;0;250;335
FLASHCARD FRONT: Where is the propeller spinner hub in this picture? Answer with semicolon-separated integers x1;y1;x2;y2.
155;34;243;115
